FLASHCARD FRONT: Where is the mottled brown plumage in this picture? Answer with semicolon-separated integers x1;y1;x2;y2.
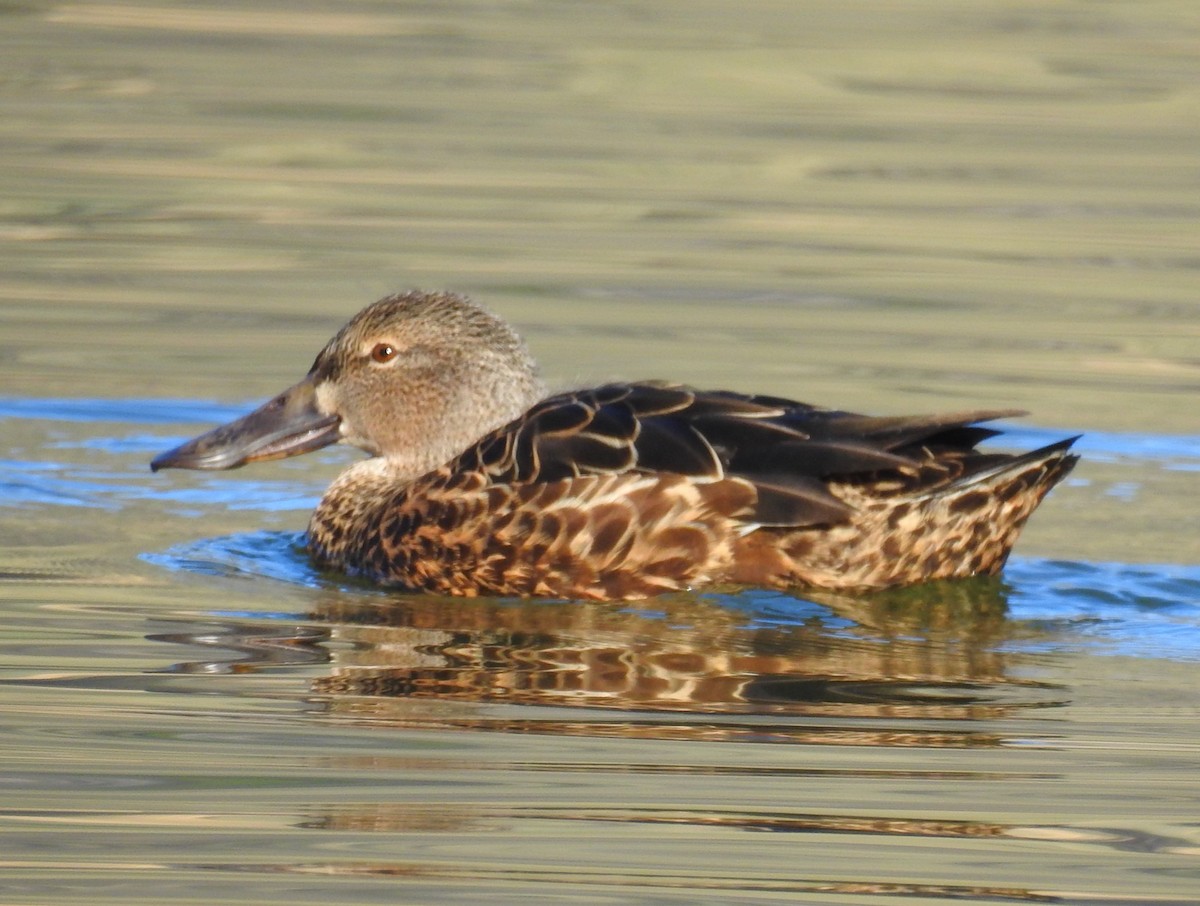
152;291;1079;600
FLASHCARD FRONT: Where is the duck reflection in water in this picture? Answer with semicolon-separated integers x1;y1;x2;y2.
157;571;1067;746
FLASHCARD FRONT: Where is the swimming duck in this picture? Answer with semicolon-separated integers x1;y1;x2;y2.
152;291;1079;600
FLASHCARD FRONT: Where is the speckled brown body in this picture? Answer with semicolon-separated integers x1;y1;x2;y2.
307;381;1078;599
152;291;1079;600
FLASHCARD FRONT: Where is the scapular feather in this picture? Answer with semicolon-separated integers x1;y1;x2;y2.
458;384;1036;529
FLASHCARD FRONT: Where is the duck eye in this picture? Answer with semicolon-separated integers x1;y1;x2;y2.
369;343;396;363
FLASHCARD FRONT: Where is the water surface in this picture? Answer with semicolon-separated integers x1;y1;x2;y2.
2;2;1199;904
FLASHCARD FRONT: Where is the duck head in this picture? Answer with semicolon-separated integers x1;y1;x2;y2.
151;291;545;480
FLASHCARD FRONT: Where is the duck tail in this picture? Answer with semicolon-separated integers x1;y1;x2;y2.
950;435;1080;495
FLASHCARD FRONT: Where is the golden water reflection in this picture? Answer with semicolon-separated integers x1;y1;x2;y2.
160;578;1068;744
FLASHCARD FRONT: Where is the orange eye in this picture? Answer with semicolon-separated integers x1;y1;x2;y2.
370;343;396;363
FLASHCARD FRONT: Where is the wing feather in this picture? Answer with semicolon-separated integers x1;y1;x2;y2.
453;383;1027;529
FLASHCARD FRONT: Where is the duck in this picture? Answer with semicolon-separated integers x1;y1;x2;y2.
152;290;1079;600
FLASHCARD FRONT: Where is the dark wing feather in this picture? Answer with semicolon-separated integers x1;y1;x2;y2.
732;439;915;476
457;382;1027;528
798;409;1025;449
630;418;723;476
744;475;855;526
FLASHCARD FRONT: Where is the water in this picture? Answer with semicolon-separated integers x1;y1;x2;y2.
2;2;1200;904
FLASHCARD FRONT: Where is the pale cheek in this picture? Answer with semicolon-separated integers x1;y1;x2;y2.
314;380;341;417
317;381;377;454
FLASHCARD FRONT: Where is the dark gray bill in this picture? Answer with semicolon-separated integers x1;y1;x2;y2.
151;376;340;472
